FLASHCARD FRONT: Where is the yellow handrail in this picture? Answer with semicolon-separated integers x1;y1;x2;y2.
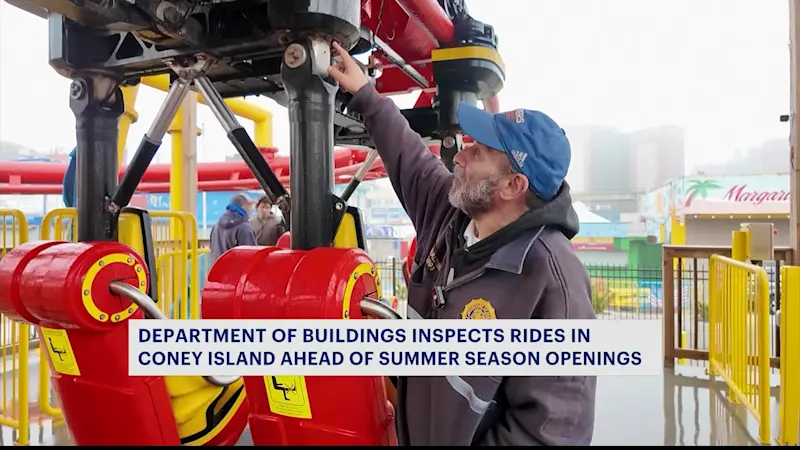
0;209;31;445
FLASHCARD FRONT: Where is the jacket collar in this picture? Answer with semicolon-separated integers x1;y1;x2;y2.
484;225;546;274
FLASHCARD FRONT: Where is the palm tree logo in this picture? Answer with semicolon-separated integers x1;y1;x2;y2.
683;179;722;207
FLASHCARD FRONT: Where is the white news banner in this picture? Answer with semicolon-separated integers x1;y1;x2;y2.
128;319;663;377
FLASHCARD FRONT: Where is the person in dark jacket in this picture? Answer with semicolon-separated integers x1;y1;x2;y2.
250;195;287;246
329;42;596;446
209;193;257;264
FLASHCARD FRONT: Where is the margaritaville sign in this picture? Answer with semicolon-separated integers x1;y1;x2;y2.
678;174;790;215
722;184;791;204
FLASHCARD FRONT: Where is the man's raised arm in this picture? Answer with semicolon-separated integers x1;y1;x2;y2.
328;42;453;232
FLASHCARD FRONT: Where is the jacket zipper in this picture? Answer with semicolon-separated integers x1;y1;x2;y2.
443;268;486;292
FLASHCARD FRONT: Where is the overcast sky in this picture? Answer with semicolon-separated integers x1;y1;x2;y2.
0;0;792;171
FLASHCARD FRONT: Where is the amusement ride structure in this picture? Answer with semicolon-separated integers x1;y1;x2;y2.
0;0;506;446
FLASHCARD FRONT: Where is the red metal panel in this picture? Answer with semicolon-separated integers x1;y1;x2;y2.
0;241;182;446
203;246;398;446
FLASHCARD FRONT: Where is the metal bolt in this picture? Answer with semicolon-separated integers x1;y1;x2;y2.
70;81;85;100
140;281;146;287
370;267;375;275
98;260;104;267
335;202;344;210
127;257;133;263
99;314;106;320
344;310;350;318
136;266;142;272
128;308;134;313
443;135;456;148
353;273;358;280
83;289;90;296
114;315;120;321
284;43;308;69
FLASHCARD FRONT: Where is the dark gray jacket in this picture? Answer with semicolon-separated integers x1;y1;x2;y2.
250;214;286;247
209;210;257;264
349;84;597;446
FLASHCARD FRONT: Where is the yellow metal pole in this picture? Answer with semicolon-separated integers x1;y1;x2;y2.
731;230;749;262
779;266;800;445
729;230;749;404
253;119;272;147
169;108;185;213
141;75;273;147
117;85;140;168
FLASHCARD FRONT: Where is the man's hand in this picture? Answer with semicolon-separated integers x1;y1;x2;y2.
328;41;369;94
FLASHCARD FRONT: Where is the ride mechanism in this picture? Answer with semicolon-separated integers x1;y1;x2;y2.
0;0;505;446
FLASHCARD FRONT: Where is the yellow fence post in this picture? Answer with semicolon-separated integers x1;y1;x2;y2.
779;266;800;445
0;209;31;445
729;230;748;404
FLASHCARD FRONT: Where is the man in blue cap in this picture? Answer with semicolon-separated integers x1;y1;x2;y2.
329;42;596;447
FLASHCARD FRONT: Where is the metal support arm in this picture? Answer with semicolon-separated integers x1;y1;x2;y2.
280;38;340;250
194;76;288;204
70;76;124;242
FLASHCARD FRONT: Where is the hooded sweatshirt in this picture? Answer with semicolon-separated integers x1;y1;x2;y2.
209;204;258;264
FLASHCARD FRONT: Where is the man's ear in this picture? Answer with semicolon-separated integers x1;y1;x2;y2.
499;173;529;201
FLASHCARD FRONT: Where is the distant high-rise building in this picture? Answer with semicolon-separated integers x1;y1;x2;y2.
692;137;789;176
562;125;686;221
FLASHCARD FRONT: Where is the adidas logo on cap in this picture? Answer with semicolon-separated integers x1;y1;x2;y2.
511;149;528;167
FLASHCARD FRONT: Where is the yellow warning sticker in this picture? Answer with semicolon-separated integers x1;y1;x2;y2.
264;376;312;419
39;327;81;376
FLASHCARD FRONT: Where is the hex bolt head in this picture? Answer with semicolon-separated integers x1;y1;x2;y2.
284;43;308;69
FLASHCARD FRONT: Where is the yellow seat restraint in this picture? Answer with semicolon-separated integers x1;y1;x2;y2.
118;209;246;446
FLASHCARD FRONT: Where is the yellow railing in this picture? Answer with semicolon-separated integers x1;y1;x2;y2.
0;209;31;445
707;254;771;444
149;211;200;320
779;266;800;445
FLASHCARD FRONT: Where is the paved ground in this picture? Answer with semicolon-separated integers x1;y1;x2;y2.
0;357;776;446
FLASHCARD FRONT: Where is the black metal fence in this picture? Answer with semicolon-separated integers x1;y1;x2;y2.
375;259;673;320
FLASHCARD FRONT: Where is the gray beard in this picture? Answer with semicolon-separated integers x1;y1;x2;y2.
448;173;502;217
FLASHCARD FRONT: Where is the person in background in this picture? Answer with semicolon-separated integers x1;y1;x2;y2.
209;193;257;263
328;41;596;446
250;195;287;246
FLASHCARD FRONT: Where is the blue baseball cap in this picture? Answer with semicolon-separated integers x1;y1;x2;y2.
456;103;571;202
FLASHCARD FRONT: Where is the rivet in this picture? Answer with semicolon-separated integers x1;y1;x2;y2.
353;273;358;280
370;267;375;274
99;314;106;320
127;257;133;264
128;308;134;313
136;266;142;272
140;281;146;287
98;261;104;267
344;310;349;318
376;279;381;285
114;315;120;321
83;289;90;296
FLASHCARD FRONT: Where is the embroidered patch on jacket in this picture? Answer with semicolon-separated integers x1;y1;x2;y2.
460;298;497;320
425;247;441;272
